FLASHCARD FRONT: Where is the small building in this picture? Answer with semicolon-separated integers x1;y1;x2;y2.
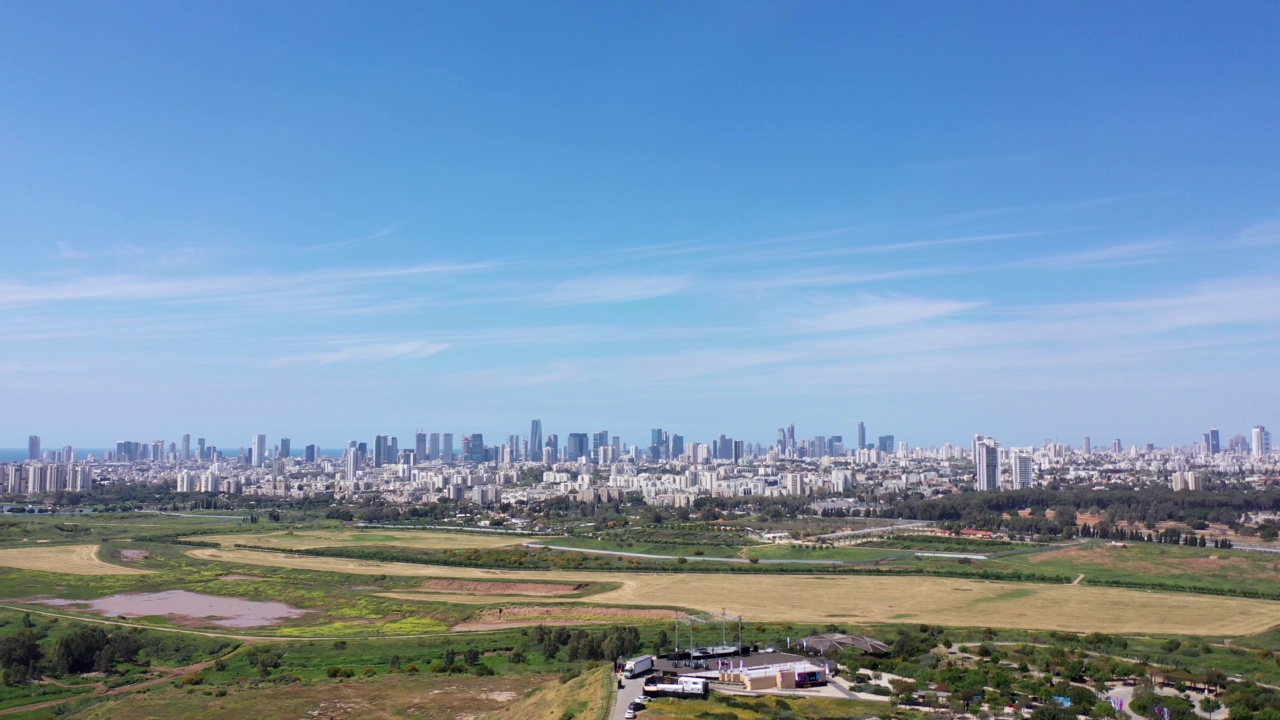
720;660;829;691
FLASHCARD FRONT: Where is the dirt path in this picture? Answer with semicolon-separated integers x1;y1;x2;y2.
1072;573;1085;585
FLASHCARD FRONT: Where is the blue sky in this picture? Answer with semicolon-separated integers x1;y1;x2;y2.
1;1;1278;450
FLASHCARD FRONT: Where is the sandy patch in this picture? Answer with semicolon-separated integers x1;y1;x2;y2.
0;545;151;575
117;550;150;562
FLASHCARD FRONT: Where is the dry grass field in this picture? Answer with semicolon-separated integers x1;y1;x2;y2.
187;548;1280;635
193;529;528;551
0;545;152;575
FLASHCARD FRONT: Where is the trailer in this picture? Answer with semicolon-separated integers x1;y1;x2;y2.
643;675;708;699
623;654;654;678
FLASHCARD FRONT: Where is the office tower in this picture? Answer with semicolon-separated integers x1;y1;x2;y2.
1209;428;1221;455
650;429;665;461
567;433;589;462
345;448;358;482
441;434;454;462
974;435;1000;491
151;439;164;462
27;436;40;462
251;434;267;467
389;437;399;459
786;424;796;453
1112;438;1122;453
545;433;559;463
716;434;733;461
776;428;786;451
529;420;542;462
373;435;387;467
877;435;895;454
304;444;317;462
278;438;290;459
733;439;744;463
591;431;609;460
1011;452;1033;489
507;434;520;461
1253;426;1272;458
857;422;866;451
1083;436;1091;455
181;434;191;461
197;437;206;460
671;434;684;458
415;432;427;460
427;433;440;460
468;433;485;463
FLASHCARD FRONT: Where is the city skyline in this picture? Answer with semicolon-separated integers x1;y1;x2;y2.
1;3;1278;445
6;421;1273;459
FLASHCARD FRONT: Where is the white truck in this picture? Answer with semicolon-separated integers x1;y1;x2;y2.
622;654;654;678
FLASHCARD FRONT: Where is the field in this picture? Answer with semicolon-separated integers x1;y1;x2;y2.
66;670;551;720
185;547;1280;635
0;545;152;575
744;544;906;562
995;542;1280;595
642;694;926;720
194;529;529;551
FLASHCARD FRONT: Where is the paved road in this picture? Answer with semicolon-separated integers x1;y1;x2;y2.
612;673;644;720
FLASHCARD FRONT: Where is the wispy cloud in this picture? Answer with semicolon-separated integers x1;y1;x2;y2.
312;225;400;250
1016;241;1176;270
270;341;450;367
538;275;690;306
791;296;981;333
1233;220;1280;247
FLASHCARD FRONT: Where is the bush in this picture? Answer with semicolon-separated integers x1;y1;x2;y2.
361;668;377;678
326;667;342;678
472;664;495;676
179;675;204;686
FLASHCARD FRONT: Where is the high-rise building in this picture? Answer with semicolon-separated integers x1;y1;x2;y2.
1209;428;1221;455
415;432;427;460
591;431;609;460
197;438;206;460
671;434;684;458
441;434;453;462
304;444;317;462
507;435;520;462
529;420;542;462
279;438;291;459
27;436;40;461
251;434;267;467
877;435;894;454
545;433;558;463
857;422;866;451
650;428;665;461
373;435;387;467
1011;451;1033;489
1083;436;1091;455
152;439;164;462
1112;438;1122;453
974;435;1000;491
567;433;590;462
786;424;796;453
1254;426;1272;458
181;434;191;461
468;433;485;463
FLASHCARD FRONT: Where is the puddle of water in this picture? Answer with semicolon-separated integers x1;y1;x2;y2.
40;590;310;628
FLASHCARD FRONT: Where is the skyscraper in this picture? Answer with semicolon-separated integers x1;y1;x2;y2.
857;422;866;451
197;438;206;460
1254;426;1272;458
1112;438;1122;453
1209;428;1221;455
468;433;485;462
279;438;291;459
415;432;427;460
1011;451;1033;489
545;433;558;463
591;431;609;460
304;444;317;462
251;434;267;467
974;435;1000;491
1083;436;1091;455
374;435;387;467
671;434;684;458
441;433;453;463
567;433;589;462
650;428;665;461
877;435;895;454
529;420;542;462
181;434;191;461
27;436;40;461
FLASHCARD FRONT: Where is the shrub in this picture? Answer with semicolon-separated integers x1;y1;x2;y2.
361;668;377;678
179;675;204;686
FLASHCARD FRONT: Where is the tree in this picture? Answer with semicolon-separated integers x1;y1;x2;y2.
653;630;670;654
0;629;43;676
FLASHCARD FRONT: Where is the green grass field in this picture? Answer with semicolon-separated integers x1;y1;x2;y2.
744;544;906;562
